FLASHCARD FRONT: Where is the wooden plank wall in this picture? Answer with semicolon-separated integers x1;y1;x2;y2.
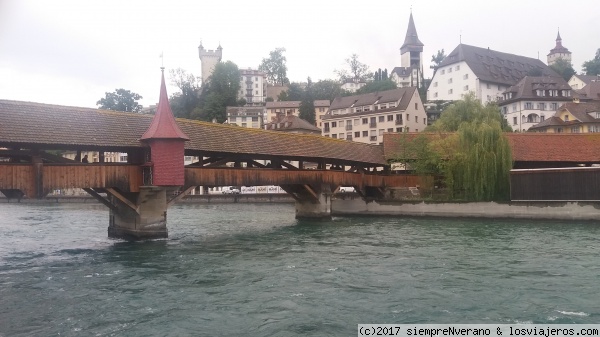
0;165;35;197
0;164;141;198
511;168;600;200
184;167;426;189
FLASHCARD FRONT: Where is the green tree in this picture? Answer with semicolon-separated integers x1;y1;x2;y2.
430;49;446;71
582;48;600;75
298;77;316;124
97;88;143;112
194;61;241;123
549;58;576;81
354;79;397;95
335;54;372;82
278;82;304;101
426;93;512;132
259;48;289;85
395;94;513;201
311;80;347;101
169;68;201;119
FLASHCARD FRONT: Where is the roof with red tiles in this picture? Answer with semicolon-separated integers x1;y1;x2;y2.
383;132;600;163
140;70;189;141
0;99;386;165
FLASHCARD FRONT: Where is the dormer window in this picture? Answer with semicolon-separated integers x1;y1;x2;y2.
564;115;569;121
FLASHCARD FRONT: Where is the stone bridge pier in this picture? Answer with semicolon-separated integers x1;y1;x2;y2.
107;186;169;240
286;184;333;220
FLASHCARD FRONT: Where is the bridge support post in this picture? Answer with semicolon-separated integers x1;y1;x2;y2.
108;186;168;240
294;184;332;220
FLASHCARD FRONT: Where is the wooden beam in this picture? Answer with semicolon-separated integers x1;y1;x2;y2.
205;157;237;168
302;184;319;202
167;185;196;207
273;160;298;170
83;188;117;211
105;188;139;214
279;185;301;202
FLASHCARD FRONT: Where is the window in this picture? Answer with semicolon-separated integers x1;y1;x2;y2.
434;92;438;98
387;115;394;121
540;115;545;122
355;131;360;138
255;90;258;95
448;78;453;84
387;128;393;132
406;113;410;121
448;89;453;94
378;116;384;123
557;128;563;133
456;65;460;71
448;67;453;73
242;117;247;122
571;126;581;133
252;117;258;121
370;117;377;127
339;133;344;139
319;107;325;112
332;134;337;139
433;82;438;87
538;103;546;111
551;103;558;111
564;115;569;121
441;69;445;74
423;118;426;124
415;103;418;110
362;118;368;124
513;117;517;125
415;116;418;123
487;83;491;89
590;125;600;133
512;104;517;112
255;84;258;88
380;103;387;109
463;74;468;79
331;122;337;127
525;102;533;110
463;85;469;91
378;129;384;136
362;131;368;137
255;77;258;81
396;128;402;132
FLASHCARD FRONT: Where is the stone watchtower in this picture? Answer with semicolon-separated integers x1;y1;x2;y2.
198;41;223;85
547;30;571;66
400;12;424;87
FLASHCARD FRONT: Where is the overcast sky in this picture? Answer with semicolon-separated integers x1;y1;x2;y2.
1;0;599;109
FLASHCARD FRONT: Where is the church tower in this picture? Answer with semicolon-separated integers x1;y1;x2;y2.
400;12;424;87
198;41;223;85
547;30;571;66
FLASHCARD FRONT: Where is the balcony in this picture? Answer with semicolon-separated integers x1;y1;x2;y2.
369;122;377;128
345;125;353;131
395;119;403;125
369;136;378;142
324;127;330;133
346;136;353;141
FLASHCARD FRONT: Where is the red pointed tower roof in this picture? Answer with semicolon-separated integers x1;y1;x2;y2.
141;68;189;141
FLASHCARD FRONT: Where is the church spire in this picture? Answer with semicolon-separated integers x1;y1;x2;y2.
400;12;424;53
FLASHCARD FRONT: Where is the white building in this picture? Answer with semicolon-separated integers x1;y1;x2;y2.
322;87;426;144
341;80;366;93
498;76;572;132
428;44;557;104
239;69;267;105
225;106;265;129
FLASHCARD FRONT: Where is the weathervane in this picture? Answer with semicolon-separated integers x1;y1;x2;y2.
160;51;164;70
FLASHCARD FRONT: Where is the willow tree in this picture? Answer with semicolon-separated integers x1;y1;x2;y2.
396;93;513;201
444;121;512;201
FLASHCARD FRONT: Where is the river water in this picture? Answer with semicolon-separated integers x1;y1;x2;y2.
1;202;599;336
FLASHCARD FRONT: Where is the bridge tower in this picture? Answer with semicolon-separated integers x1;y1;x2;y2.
107;68;189;240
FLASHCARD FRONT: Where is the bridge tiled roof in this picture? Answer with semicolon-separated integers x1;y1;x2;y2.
383;132;600;163
0;100;386;165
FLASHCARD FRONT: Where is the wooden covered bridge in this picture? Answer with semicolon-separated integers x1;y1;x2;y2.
0;71;421;239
